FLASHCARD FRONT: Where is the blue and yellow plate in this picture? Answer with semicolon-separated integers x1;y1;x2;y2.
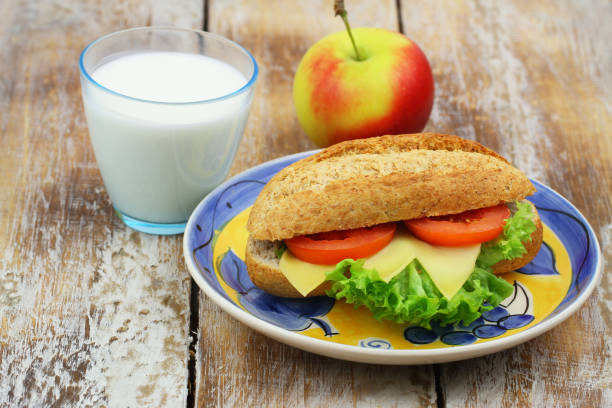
183;151;601;364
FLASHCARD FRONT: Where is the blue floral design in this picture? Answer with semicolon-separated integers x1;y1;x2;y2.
402;327;438;345
358;338;393;349
404;282;535;346
218;249;337;336
517;242;559;275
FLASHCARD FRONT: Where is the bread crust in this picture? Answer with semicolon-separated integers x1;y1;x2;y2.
298;132;508;164
247;133;535;241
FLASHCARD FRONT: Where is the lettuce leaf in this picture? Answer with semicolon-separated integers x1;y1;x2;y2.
275;243;287;259
326;259;514;328
476;201;537;269
325;201;536;328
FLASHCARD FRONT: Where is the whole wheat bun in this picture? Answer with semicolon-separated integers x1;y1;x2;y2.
244;133;542;298
245;201;543;298
247;133;535;241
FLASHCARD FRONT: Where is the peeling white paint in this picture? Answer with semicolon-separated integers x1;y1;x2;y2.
596;222;612;403
85;230;191;407
0;0;202;406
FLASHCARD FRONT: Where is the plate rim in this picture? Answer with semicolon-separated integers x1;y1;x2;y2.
183;150;602;364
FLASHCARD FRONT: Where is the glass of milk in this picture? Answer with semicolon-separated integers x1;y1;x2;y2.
79;27;258;234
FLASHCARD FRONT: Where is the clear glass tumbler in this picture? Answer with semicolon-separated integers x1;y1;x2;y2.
79;27;258;235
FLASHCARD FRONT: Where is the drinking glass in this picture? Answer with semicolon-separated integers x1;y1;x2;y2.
79;27;258;234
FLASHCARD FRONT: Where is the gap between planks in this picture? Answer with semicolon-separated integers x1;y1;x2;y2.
186;4;208;407
186;6;208;408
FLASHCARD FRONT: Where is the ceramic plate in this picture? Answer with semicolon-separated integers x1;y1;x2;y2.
183;151;601;364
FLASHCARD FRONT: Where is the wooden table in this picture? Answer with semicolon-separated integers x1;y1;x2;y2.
1;1;610;406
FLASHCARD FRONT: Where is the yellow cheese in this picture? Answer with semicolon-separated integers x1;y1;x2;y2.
278;229;481;299
399;232;481;300
278;251;334;297
363;231;419;282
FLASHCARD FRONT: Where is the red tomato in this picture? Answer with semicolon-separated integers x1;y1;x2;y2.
284;223;397;265
404;205;511;247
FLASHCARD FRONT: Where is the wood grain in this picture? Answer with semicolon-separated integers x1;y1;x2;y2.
400;0;612;406
0;0;609;406
198;1;437;407
0;1;202;406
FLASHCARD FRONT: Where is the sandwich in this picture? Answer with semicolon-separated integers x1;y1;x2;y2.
245;133;542;328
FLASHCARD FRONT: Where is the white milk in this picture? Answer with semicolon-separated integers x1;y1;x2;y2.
82;52;252;223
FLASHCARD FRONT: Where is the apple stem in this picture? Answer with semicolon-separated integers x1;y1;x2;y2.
334;0;362;61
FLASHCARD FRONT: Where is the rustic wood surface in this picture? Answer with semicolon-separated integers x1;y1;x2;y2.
0;1;203;407
0;0;609;407
399;1;612;406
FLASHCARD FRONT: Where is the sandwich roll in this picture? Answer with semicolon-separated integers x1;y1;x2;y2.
244;133;543;326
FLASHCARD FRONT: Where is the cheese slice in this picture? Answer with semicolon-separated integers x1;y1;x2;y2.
363;231;419;282
278;251;334;297
278;229;481;299
398;232;481;300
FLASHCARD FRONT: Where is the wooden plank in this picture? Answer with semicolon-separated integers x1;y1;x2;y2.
0;1;203;406
399;0;612;406
198;1;437;407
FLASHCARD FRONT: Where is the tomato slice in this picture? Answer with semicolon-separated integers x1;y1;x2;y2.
404;205;511;247
284;223;397;265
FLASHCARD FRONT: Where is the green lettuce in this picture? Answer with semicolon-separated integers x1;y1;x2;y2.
326;259;513;328
275;243;287;259
476;201;537;269
325;202;536;328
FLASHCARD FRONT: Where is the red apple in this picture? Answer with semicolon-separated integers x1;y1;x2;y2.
293;27;434;147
